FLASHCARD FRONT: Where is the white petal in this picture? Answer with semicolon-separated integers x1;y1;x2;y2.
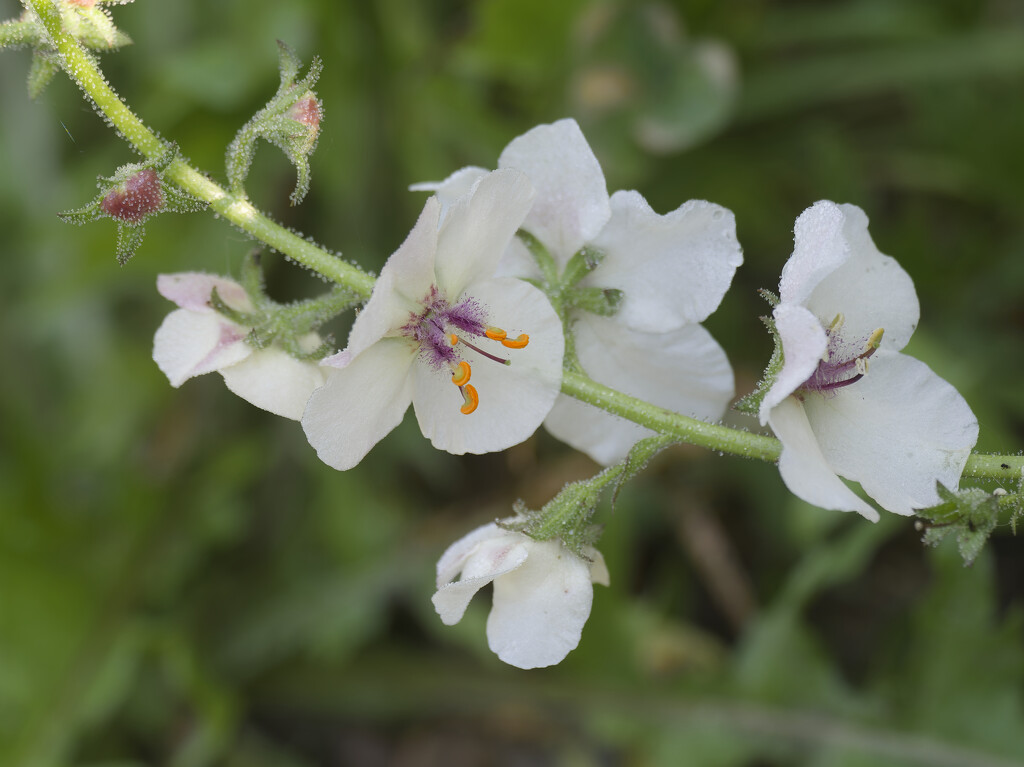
410;166;489;224
768;396;879;521
434;169;535;299
804;203;919;352
412;278;563;455
587;548;610;587
345;198;443;359
153;309;251;387
759;303;829;423
545;315;734;465
157;272;253;313
486;539;597;669
586;192;743;332
435;522;506;587
219;345;326;420
780;201;851;307
432;530;531;626
498;118;611;266
494;235;544;282
803;350;978;515
301;338;416;470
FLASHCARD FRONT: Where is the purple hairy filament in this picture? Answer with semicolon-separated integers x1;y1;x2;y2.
401;287;530;415
801;324;884;396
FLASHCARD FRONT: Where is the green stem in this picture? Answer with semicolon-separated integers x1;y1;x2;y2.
20;0;1024;484
561;369;782;462
24;0;375;299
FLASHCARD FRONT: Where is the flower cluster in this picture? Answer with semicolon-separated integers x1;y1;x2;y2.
149;121;980;670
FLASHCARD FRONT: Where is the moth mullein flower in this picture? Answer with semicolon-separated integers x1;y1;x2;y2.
432;523;609;670
153;273;324;420
759;201;978;520
414;119;741;465
302;169;564;470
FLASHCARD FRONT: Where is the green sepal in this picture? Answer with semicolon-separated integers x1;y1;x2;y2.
65;5;131;50
226;41;323;205
918;483;1001;566
27;50;59;98
114;222;145;266
515;229;558;287
560;246;606;287
568;286;623;317
734;313;785;416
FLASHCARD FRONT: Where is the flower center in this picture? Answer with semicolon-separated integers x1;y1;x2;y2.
800;314;884;395
402;288;530;415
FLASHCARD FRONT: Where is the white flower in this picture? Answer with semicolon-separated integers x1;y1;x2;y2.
759;201;979;520
432;523;609;670
415;119;742;465
301;169;564;470
153;273;324;420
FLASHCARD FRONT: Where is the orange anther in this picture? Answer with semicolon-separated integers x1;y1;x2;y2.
501;333;529;349
449;333;459;346
460;384;479;415
451;360;471;386
484;327;507;341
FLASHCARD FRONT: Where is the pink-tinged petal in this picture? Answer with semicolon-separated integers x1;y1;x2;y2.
345;198;444;359
153;309;251;387
157;273;253;313
435;522;508;587
768;396;879;521
410;166;489;224
803;350;978;515
434;169;535;299
486;539;597;669
411;278;563;455
586;191;743;332
545;315;734;466
220;345;326;420
433;530;531;626
780;201;850;307
498;119;611;266
804;204;919;353
760;303;828;424
301;338;417;470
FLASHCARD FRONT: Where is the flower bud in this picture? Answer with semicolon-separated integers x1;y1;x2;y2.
66;0;97;8
100;168;163;224
288;92;322;134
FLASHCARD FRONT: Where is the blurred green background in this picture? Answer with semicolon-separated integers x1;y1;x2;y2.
2;1;1024;765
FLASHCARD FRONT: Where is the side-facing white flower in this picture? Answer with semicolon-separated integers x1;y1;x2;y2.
415;119;742;465
759;201;979;520
153;273;324;420
302;169;564;470
432;523;609;670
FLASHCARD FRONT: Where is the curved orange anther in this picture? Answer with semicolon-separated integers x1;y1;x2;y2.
449;333;459;346
451;360;471;386
501;333;529;349
460;384;479;415
484;326;507;341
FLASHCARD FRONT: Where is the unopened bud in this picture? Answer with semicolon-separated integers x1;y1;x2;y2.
66;0;97;7
288;93;322;133
100;168;163;224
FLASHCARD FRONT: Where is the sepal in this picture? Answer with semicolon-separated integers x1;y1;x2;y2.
560;246;606;287
734;313;784;415
568;286;623;317
226;41;324;205
917;483;1008;566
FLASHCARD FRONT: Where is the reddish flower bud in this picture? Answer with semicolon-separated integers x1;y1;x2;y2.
67;0;97;7
288;94;321;132
100;168;163;224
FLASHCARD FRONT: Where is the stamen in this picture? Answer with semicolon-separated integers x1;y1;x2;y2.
449;333;458;346
451;360;471;386
460;384;479;415
484;326;507;341
500;333;529;349
453;335;510;366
